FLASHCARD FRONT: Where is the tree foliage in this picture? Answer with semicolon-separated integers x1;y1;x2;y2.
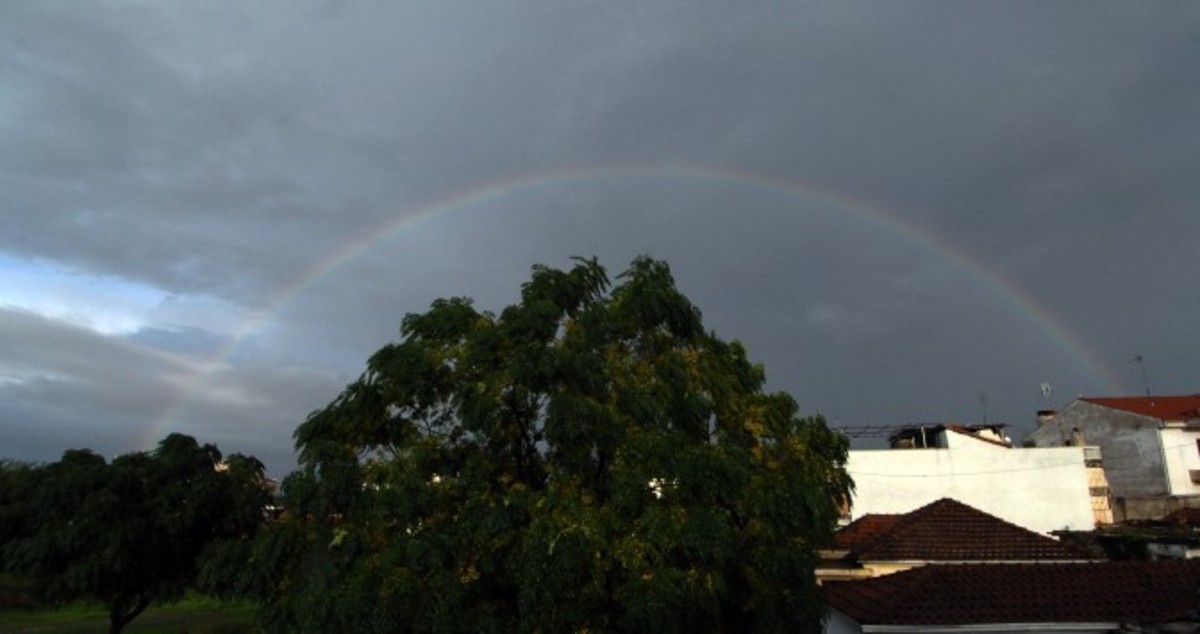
0;434;271;634
244;257;852;632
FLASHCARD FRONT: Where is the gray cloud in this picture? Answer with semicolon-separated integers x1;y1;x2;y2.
2;1;1197;474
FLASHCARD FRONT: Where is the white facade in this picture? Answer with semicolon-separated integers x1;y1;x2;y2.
846;428;1098;534
1158;426;1200;496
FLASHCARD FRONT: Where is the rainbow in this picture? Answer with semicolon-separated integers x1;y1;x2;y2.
148;164;1125;447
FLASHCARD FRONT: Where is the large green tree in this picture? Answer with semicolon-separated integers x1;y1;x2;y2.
0;434;272;633
242;257;851;632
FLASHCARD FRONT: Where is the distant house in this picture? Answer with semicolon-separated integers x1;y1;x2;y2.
1147;508;1200;559
824;560;1200;633
818;498;1096;582
847;423;1110;533
1025;396;1200;519
1056;506;1200;561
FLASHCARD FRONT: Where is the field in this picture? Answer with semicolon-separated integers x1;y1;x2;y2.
0;576;257;633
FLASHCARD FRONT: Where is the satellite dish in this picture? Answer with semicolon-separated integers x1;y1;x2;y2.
1040;382;1053;398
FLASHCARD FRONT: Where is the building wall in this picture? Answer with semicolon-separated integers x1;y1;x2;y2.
1158;427;1200;496
1111;494;1200;522
1084;450;1114;524
1026;400;1169;498
824;609;862;634
847;433;1096;534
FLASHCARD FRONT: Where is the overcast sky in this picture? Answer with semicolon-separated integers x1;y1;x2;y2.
3;1;1197;475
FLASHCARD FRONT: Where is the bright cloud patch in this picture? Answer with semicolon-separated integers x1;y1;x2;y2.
0;254;168;335
0;253;253;354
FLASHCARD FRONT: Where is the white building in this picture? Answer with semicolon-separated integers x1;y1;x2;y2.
846;424;1108;534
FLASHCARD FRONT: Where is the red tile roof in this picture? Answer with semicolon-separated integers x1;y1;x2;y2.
1081;395;1200;421
836;498;1092;562
833;514;902;551
825;560;1200;626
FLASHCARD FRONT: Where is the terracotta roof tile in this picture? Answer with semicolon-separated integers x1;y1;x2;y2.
1081;395;1200;421
825;560;1200;626
833;514;902;551
839;498;1093;562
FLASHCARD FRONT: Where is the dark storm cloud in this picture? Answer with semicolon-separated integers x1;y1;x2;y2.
2;1;1197;473
0;307;342;472
0;308;190;458
1;2;333;298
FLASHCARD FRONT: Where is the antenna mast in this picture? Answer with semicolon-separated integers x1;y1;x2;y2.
1132;354;1153;397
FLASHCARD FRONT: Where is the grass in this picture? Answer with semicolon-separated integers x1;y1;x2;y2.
0;578;258;634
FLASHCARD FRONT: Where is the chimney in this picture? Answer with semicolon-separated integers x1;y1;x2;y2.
1037;409;1057;425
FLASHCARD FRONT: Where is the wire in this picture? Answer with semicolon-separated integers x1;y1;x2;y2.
847;440;1200;478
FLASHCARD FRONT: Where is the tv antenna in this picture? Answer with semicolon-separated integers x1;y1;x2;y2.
1131;354;1153;397
1040;382;1055;418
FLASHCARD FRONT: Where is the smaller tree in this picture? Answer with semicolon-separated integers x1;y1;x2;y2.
0;434;272;634
0;459;40;573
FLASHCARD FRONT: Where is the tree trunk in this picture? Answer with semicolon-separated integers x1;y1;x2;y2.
109;595;151;634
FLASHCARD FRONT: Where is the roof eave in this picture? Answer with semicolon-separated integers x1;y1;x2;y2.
860;622;1122;633
855;558;1104;566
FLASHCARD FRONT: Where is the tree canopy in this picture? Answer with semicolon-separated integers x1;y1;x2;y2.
242;256;852;632
0;434;271;634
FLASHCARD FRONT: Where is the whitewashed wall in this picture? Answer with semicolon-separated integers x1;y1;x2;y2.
1159;427;1200;496
846;432;1096;534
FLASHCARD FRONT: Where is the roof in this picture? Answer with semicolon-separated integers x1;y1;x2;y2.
825;560;1200;626
1081;395;1200;421
887;423;1010;448
1162;507;1200;526
943;424;1012;447
833;514;903;551
835;498;1092;562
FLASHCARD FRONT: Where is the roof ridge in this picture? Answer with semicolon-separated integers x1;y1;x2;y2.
833;513;904;551
1079;395;1200;420
851;498;963;556
846;498;1093;561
